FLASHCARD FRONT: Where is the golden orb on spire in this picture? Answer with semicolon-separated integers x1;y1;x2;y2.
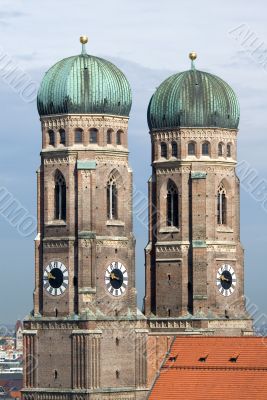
80;36;88;45
189;52;197;61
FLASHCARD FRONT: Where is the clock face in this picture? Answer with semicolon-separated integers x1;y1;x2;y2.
104;261;128;297
43;261;69;296
216;264;237;297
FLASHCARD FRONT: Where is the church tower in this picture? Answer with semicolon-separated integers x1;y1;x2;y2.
144;53;253;335
22;38;149;400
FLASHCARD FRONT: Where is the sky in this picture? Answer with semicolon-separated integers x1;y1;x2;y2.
0;0;267;327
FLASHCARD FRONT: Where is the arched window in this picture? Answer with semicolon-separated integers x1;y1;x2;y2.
75;128;83;143
55;171;66;220
90;128;98;144
59;129;66;145
171;142;178;157
107;129;113;144
107;174;118;220
202;141;210;156
167;180;178;227
188;142;196;155
227;143;231;157
217;183;227;225
218;142;223;156
48;130;55;146
116;130;123;145
161;142;167;158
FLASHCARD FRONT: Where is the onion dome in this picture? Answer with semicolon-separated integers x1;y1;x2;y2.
37;37;132;117
147;52;239;131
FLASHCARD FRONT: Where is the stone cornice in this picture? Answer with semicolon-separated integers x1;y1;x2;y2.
155;162;236;175
41;114;129;130
43;154;77;165
151;127;238;140
43;240;70;249
41;149;129;167
41;148;129;156
72;329;102;335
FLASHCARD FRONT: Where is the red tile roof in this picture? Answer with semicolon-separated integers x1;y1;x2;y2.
149;336;267;400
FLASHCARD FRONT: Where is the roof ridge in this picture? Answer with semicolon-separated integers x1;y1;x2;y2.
163;365;267;371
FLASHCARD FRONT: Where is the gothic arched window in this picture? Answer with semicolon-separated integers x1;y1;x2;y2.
218;142;223;156
161;142;167;158
89;128;98;144
55;171;66;220
202;141;210;156
227;143;232;157
107;129;113;144
48;130;55;146
116;130;123;145
188;142;196;155
59;129;66;145
171;141;178;157
107;174;118;220
167;180;179;227
75;128;83;143
217;183;227;225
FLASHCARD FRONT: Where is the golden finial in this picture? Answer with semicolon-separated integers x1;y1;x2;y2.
80;36;88;44
189;52;197;61
80;36;88;55
189;52;197;70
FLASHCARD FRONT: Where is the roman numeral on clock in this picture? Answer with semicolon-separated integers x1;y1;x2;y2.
216;264;237;297
105;261;128;297
43;261;69;296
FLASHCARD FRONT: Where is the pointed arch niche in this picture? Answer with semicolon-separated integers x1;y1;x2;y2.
159;179;179;232
217;181;229;226
54;170;66;220
106;169;123;221
167;180;179;227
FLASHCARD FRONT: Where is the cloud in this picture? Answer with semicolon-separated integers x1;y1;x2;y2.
0;11;26;27
0;11;26;19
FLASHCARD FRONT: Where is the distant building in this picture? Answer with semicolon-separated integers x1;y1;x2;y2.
15;322;22;351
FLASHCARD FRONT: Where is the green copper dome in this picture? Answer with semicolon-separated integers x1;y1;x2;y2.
147;67;240;130
37;50;132;117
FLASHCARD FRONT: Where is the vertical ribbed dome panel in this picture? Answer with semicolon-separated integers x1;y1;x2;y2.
37;54;132;117
147;69;240;130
